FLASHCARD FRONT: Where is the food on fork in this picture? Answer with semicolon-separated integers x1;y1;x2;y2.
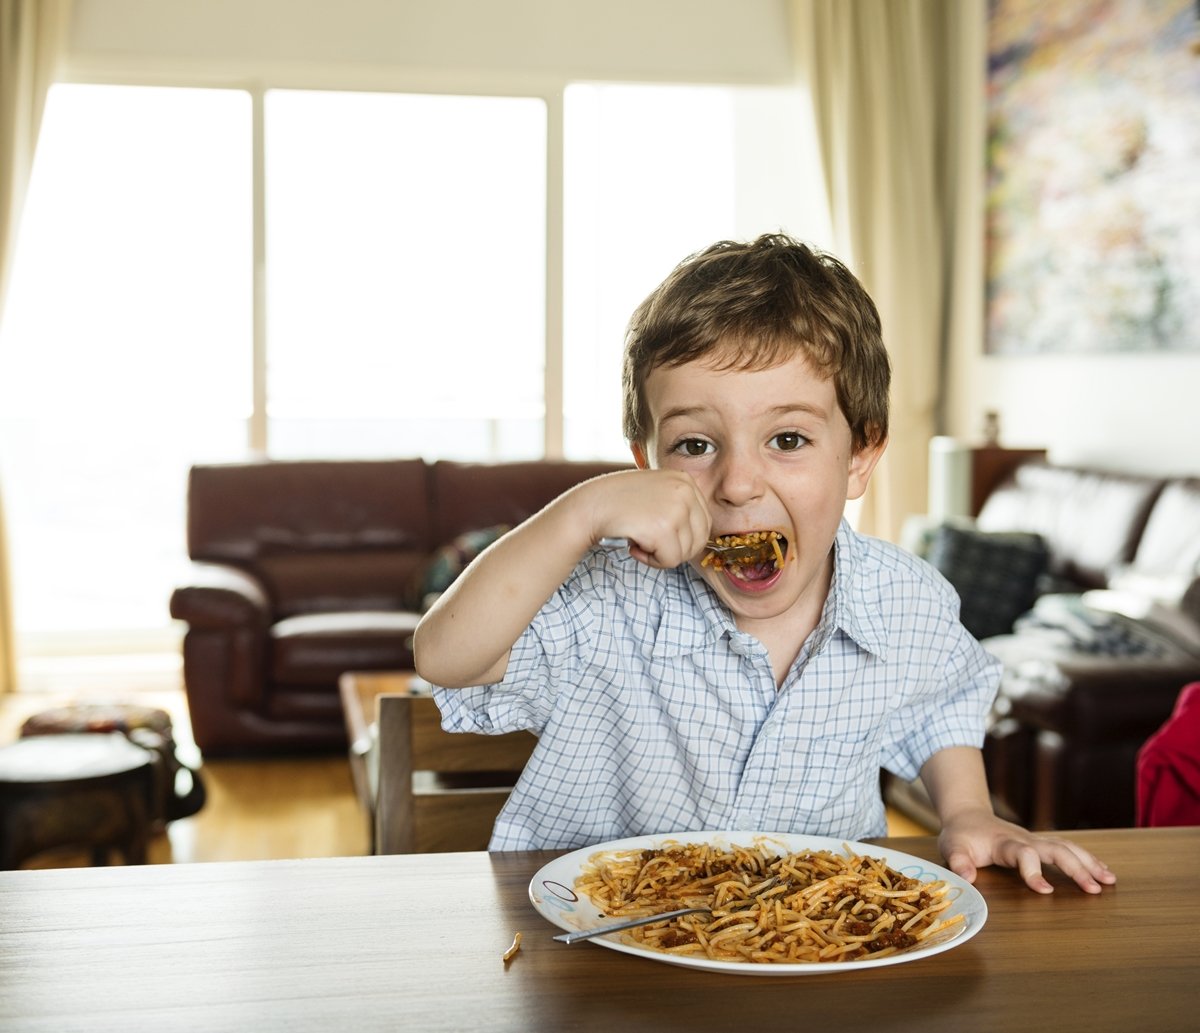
701;530;788;571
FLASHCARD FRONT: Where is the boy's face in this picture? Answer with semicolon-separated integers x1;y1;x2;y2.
632;347;883;633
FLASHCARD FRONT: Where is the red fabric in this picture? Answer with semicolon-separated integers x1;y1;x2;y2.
1136;682;1200;827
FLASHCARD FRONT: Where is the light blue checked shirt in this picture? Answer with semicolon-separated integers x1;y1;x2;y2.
433;519;1000;851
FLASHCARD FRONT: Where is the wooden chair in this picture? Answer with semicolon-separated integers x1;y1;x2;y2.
373;691;535;853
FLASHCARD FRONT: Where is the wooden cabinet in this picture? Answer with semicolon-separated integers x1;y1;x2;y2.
968;446;1047;515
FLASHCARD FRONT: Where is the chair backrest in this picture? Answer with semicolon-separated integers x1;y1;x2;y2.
374;691;535;853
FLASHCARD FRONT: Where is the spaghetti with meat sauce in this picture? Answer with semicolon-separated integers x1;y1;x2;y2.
573;840;963;964
701;531;787;570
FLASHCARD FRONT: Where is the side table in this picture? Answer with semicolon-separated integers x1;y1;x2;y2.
0;733;156;869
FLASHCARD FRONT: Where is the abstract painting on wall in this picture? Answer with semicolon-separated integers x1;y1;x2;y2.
985;0;1200;354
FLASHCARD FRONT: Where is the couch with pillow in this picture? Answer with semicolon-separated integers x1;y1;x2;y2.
169;457;630;755
893;460;1200;831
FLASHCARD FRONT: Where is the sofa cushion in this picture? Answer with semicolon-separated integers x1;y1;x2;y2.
1130;478;1200;577
429;459;631;542
270;612;420;686
258;550;428;616
925;522;1048;640
187;459;433;563
976;463;1165;589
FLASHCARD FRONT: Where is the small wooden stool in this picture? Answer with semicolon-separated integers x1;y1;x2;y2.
0;733;156;869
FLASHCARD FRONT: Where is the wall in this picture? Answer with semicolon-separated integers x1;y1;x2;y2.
65;0;795;87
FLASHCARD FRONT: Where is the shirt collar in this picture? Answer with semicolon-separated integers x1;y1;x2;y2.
649;520;889;661
830;519;889;659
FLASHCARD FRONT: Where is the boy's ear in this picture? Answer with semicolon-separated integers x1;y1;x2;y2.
846;437;886;501
630;441;650;470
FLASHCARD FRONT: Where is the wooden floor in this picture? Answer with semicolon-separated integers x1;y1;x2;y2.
1;678;928;869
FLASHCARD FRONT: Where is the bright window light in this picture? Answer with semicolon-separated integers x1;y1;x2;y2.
264;90;546;459
0;84;251;418
0;84;251;641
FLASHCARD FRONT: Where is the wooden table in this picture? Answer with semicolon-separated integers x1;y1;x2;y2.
338;670;418;819
0;828;1195;1032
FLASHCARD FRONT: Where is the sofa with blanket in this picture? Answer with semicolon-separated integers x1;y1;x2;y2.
169;457;630;755
890;459;1200;831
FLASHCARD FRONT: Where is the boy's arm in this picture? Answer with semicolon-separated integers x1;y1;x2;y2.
412;469;710;688
920;746;1116;895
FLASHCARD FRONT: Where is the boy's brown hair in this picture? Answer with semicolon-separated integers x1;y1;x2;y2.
622;234;890;453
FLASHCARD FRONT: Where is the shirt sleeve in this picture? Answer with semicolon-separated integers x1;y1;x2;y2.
432;555;604;736
878;579;1002;781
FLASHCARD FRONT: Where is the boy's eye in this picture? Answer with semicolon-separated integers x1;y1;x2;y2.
674;438;713;457
772;432;807;452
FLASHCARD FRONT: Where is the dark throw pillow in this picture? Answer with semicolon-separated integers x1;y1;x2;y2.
925;523;1049;640
415;525;510;611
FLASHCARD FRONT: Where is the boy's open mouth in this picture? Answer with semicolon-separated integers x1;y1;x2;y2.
700;531;789;582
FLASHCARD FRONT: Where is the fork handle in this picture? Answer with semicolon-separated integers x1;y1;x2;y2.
552;907;706;944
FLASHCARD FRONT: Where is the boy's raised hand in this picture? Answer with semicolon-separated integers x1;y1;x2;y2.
580;469;711;569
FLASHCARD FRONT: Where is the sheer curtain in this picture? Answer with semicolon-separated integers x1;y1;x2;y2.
791;0;979;543
0;0;71;692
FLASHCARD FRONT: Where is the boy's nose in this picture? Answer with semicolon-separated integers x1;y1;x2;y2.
714;449;765;508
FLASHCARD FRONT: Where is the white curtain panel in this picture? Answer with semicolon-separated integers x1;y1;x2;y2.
0;0;72;691
790;0;982;543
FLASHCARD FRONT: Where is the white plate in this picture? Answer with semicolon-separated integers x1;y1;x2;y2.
529;830;987;976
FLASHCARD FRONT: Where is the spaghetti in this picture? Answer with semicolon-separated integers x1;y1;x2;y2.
700;531;788;571
573;840;963;964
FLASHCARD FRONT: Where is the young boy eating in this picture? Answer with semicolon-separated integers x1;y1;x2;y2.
413;234;1114;894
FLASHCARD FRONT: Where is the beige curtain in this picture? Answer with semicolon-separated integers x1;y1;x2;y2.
791;0;977;543
0;0;72;693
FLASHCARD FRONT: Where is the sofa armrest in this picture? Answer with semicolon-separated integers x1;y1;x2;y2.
999;658;1195;741
170;562;271;631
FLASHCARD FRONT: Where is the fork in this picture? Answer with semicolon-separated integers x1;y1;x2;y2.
598;537;773;562
552;878;781;944
552;907;710;944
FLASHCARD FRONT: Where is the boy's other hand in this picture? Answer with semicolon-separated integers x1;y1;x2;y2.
581;469;711;569
938;809;1117;895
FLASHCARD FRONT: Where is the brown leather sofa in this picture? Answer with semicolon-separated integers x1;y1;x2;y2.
888;460;1200;831
170;457;629;755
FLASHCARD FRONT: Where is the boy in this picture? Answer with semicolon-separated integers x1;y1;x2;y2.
414;234;1114;894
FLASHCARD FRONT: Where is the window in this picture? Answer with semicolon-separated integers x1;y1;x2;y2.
0;84;251;649
0;79;825;667
264;90;547;460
